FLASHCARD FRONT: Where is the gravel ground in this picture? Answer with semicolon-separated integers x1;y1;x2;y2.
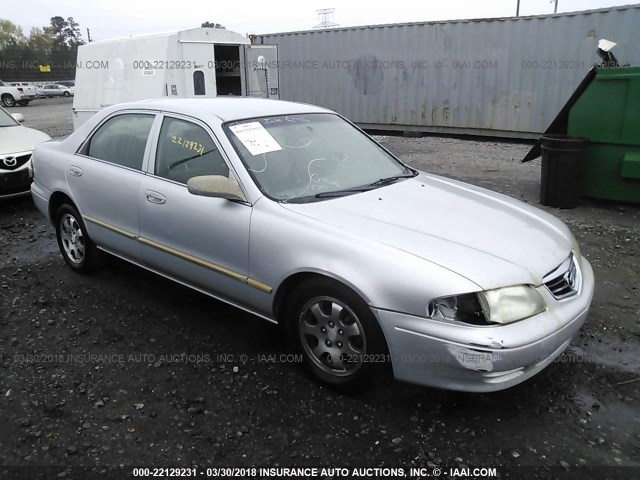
6;97;75;138
1;100;639;479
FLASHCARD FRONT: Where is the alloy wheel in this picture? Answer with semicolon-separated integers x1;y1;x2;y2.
60;213;85;264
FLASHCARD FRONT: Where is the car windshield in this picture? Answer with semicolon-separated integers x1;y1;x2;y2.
0;108;18;127
224;113;413;202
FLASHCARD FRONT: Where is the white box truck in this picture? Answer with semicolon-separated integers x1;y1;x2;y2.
72;28;279;128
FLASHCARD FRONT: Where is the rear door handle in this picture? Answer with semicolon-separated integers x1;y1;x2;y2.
145;190;166;205
69;166;83;177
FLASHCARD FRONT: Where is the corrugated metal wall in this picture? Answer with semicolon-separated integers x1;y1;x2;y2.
253;5;640;138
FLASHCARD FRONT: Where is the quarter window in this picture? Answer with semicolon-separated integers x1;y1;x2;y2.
84;114;155;170
155;117;229;184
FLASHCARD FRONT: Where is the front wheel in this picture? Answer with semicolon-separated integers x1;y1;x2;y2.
63;91;71;97
54;204;101;273
287;279;391;393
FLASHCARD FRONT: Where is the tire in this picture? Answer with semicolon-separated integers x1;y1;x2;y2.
54;204;101;273
63;91;71;97
18;100;30;106
2;94;16;107
286;278;391;393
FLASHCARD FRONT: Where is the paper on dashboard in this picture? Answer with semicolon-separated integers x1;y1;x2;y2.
229;122;283;156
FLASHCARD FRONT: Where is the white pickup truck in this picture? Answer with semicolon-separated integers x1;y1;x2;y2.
0;80;37;107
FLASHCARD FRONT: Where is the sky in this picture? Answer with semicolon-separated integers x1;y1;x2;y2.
3;0;637;41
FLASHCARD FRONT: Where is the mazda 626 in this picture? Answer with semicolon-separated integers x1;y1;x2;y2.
31;98;594;392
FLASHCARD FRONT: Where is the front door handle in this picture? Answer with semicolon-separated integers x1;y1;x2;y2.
145;190;166;205
69;166;83;177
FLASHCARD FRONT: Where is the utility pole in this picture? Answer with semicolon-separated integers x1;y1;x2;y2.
553;0;559;14
86;27;92;42
516;0;520;17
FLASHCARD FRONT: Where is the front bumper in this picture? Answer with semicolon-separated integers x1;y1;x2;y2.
374;258;595;392
0;168;32;198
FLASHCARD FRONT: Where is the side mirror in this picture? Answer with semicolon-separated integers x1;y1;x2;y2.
187;175;246;202
12;113;24;123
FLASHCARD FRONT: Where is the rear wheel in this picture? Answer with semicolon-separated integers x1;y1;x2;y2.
1;94;16;107
18;100;30;106
63;91;71;97
54;204;101;273
286;279;391;393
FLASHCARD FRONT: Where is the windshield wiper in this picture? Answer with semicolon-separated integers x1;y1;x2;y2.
367;171;418;188
314;171;418;199
314;187;373;198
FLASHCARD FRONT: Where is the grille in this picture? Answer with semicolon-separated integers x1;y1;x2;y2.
0;153;32;171
544;254;580;299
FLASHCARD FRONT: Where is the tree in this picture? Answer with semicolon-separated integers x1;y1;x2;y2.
27;27;54;52
44;16;84;51
0;19;26;49
41;16;84;80
0;16;81;81
201;22;226;29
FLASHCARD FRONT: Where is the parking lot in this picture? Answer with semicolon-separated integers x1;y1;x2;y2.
1;98;639;476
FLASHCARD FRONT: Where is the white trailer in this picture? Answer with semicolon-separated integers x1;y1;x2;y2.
72;28;279;128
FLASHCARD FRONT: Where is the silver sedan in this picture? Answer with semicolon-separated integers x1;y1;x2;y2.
31;98;594;392
37;84;74;97
0;107;50;197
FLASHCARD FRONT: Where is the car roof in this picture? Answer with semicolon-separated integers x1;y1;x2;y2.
114;97;332;122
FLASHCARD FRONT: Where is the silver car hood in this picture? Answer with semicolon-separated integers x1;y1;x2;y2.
281;173;573;290
0;125;51;154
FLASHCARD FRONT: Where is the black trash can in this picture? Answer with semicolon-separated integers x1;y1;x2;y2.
540;134;589;209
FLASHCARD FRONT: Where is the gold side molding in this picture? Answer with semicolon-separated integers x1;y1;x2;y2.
246;278;273;294
83;215;272;294
84;215;138;240
138;236;247;282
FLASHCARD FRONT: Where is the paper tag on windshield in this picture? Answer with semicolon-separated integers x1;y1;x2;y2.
229;122;282;156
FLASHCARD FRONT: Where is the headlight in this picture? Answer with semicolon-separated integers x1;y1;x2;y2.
478;285;546;325
428;285;546;326
428;293;487;325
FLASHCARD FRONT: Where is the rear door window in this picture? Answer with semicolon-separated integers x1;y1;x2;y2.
83;114;155;170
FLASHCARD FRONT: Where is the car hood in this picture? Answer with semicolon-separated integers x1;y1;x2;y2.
0;125;51;154
281;173;573;290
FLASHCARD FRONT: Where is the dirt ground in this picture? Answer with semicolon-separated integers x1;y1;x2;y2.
1;99;638;479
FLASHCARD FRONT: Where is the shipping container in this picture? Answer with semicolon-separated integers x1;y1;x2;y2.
252;5;640;139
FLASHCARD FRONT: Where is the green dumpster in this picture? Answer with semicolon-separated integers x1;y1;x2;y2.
567;67;640;203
